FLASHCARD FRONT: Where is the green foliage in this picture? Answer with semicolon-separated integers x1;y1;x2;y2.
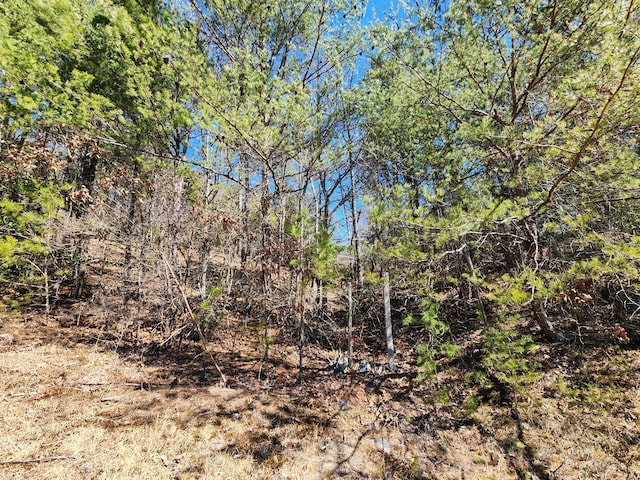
406;297;451;380
555;379;580;398
0;0;119;134
311;227;343;283
0;183;65;306
440;342;461;358
0;0;210;307
415;346;437;380
404;298;444;333
483;321;538;387
462;395;480;414
0;0;637;431
198;285;224;335
426;389;451;406
286;207;343;284
359;0;640;392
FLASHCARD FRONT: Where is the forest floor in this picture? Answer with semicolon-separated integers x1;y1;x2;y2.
1;306;640;479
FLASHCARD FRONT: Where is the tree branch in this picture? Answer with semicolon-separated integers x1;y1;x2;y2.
527;43;640;219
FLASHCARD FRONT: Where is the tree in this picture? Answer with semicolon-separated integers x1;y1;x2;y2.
189;0;363;329
358;0;640;382
0;0;117;307
0;0;208;317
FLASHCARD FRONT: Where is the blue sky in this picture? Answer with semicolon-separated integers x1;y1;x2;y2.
362;0;410;26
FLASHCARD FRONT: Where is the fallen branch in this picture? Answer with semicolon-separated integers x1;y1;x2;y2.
1;455;77;465
161;254;227;385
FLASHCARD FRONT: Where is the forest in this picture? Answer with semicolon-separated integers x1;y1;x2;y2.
1;0;640;478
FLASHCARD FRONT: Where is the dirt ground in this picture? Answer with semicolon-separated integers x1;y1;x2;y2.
1;311;640;479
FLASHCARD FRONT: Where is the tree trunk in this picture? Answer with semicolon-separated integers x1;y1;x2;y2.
122;192;136;288
532;299;565;342
384;272;395;371
348;282;353;368
70;230;90;300
238;155;249;266
464;247;487;323
349;163;363;289
297;268;305;385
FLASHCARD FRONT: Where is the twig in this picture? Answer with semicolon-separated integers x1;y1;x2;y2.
1;455;77;465
6;391;38;398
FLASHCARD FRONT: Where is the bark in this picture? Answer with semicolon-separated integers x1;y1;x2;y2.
464;248;487;323
347;282;353;368
532;300;565;342
297;269;305;385
122;192;136;287
72;234;90;300
384;272;395;371
349;163;363;289
80;151;99;192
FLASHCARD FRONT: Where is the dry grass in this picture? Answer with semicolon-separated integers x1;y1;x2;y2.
0;314;425;479
2;313;640;479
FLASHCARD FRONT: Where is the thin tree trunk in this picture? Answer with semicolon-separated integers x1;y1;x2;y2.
199;173;213;300
297;269;305;385
238;155;249;266
123;192;136;289
532;300;565;342
225;246;234;296
199;246;209;300
465;248;487;323
72;234;90;300
260;164;271;297
349;164;363;289
384;272;395;372
297;193;306;385
348;282;353;368
43;266;50;324
170;174;183;266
